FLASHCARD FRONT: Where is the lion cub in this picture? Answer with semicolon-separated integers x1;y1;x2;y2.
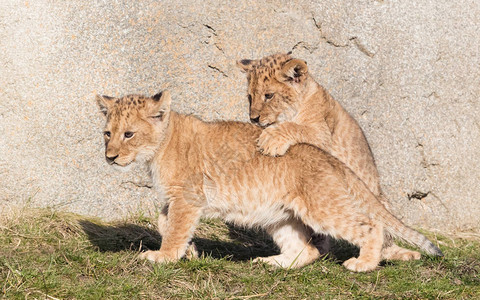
237;53;417;261
96;91;442;272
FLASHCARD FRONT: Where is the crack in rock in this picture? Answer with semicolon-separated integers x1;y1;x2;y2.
208;65;228;77
423;92;439;98
312;17;348;48
349;37;375;58
311;17;375;57
291;41;317;53
121;181;153;189
201;23;224;53
214;43;224;52
203;24;217;36
415;142;440;168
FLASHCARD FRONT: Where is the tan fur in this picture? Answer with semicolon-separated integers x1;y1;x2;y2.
157;205;198;259
96;91;442;272
237;53;420;261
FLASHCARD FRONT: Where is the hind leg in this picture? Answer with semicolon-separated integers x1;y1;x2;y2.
382;243;421;261
254;218;321;268
305;211;384;272
374;196;420;261
379;230;420;261
302;202;384;271
342;220;384;272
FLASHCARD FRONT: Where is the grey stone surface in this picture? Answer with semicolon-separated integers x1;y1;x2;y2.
1;1;479;232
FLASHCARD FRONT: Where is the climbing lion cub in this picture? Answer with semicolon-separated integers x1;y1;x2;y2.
237;53;381;196
96;91;442;272
237;53;417;261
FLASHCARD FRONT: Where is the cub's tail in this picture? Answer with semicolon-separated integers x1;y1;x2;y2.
373;203;443;256
346;170;443;257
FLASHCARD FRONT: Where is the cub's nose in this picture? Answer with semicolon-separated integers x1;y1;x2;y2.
106;154;118;164
250;116;260;124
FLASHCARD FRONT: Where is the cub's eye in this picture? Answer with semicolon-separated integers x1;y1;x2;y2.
247;94;252;105
152;111;164;120
265;93;274;100
104;131;111;138
124;131;134;139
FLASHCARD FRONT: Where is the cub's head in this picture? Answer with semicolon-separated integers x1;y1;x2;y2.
237;53;309;127
96;91;172;169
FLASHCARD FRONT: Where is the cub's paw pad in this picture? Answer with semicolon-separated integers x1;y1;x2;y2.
343;257;378;272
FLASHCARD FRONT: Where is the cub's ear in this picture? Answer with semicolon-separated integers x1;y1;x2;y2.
276;59;308;84
236;59;257;72
96;95;116;116
148;90;172;121
152;90;172;109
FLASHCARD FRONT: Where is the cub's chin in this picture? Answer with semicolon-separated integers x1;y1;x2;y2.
111;161;134;173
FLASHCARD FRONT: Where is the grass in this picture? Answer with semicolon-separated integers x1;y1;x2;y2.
1;207;479;299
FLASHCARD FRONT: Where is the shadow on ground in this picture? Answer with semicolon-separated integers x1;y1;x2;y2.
79;220;359;263
79;220;162;253
79;220;280;261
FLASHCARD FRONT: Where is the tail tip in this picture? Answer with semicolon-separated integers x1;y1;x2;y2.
429;244;444;257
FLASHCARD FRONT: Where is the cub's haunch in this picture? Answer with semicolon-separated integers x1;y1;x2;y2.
96;91;442;272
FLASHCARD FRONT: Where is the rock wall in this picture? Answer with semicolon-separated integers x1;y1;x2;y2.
1;1;479;232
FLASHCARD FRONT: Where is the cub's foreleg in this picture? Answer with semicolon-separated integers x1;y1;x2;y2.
140;195;202;263
157;204;199;260
257;121;332;157
157;205;169;235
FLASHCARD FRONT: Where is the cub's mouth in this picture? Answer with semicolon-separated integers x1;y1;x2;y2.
110;159;134;172
106;157;134;168
258;120;275;128
250;115;275;128
113;161;133;167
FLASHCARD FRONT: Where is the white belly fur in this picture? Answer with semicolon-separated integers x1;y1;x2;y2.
201;176;292;228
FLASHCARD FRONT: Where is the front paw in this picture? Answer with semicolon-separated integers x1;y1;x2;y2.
257;128;292;156
139;250;176;263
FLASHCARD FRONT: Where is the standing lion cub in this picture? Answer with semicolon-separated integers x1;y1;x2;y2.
237;53;417;260
96;91;442;272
